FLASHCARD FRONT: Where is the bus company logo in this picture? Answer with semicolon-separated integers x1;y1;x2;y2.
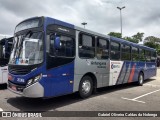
91;61;106;66
111;64;120;69
90;61;106;68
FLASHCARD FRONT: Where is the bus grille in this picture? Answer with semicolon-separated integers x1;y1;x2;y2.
8;65;34;75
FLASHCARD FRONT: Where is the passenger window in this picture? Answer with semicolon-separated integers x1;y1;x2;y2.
121;44;131;60
139;49;145;61
79;34;95;58
110;41;120;60
49;33;75;57
132;47;139;61
145;50;151;62
97;38;109;59
151;52;156;62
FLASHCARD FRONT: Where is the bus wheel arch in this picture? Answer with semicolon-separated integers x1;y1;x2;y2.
78;73;97;98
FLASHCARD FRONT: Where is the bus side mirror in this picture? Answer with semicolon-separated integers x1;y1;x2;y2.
54;37;60;50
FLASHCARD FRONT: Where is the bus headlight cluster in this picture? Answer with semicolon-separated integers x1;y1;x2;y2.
26;74;42;87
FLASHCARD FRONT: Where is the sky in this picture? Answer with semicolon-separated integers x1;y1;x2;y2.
0;0;160;40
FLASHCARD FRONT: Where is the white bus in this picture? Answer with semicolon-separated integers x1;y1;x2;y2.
0;37;13;84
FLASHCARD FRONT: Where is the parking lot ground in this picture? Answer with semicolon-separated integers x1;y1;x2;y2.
0;69;160;120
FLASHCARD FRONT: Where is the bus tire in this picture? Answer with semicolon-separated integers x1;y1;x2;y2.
79;76;93;98
137;72;144;86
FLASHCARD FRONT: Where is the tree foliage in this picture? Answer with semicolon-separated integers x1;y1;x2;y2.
123;36;139;43
144;36;160;56
108;32;143;43
144;36;160;43
108;32;122;38
132;32;144;42
123;32;144;43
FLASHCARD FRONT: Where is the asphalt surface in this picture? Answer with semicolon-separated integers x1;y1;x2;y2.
0;68;160;120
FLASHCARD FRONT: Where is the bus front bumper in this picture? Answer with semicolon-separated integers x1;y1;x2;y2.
8;81;44;98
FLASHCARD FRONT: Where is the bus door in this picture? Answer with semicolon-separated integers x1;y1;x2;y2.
46;25;75;96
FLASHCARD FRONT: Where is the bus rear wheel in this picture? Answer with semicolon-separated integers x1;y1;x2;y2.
79;76;93;98
137;72;144;86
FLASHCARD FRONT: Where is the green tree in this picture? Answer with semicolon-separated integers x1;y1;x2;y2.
144;36;160;56
144;42;157;48
144;36;160;43
123;36;139;43
108;32;122;38
132;32;144;42
108;32;143;43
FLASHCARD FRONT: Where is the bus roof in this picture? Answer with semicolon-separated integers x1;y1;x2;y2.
45;17;74;29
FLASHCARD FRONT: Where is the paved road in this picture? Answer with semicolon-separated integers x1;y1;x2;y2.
0;69;160;120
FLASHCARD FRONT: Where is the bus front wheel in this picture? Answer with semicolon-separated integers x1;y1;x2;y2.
137;72;144;86
79;76;93;98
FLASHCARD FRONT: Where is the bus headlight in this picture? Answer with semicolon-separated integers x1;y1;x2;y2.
26;74;42;87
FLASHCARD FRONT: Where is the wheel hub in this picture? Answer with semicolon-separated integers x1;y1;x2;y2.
82;80;91;94
139;75;143;84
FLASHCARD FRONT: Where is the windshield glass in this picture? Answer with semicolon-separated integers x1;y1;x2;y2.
15;18;41;33
9;32;43;65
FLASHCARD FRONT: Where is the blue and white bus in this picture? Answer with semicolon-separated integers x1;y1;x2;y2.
8;16;157;98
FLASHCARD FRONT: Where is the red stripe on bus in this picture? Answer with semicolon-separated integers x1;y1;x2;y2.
128;64;136;83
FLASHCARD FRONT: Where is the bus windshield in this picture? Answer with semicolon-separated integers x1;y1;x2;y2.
15;18;41;33
9;32;43;65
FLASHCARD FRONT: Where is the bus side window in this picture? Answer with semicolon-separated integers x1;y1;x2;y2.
132;46;139;61
110;41;120;60
151;51;156;62
145;50;151;62
79;33;95;58
121;44;131;61
97;38;109;59
49;33;75;57
139;49;145;62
